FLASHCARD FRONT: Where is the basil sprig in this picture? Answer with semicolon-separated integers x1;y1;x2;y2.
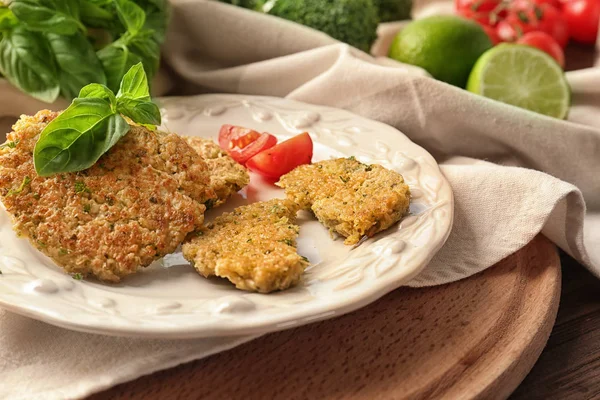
33;63;161;176
0;0;168;102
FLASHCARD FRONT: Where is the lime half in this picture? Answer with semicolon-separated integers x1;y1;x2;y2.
466;44;571;119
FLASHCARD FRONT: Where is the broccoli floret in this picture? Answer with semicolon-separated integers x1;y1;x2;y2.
373;0;413;22
217;0;263;9
264;0;380;52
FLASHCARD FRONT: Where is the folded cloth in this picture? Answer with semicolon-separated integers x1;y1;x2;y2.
1;0;599;398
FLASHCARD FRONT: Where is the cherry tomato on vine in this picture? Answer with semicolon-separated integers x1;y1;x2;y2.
562;0;600;44
517;31;565;67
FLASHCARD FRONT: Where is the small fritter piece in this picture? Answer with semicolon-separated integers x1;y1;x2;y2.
0;110;215;282
182;199;308;293
184;136;249;208
278;157;411;245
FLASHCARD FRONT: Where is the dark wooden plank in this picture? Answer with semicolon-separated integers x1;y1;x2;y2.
511;254;600;400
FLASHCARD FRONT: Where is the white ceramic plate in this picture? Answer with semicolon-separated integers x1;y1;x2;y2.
0;95;453;339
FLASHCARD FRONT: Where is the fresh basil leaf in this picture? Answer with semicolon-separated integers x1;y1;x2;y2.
115;0;145;35
116;61;149;99
0;8;18;31
9;0;84;35
117;97;161;126
79;82;117;106
97;41;141;91
143;9;167;42
0;26;59;103
34;97;129;176
46;32;107;101
87;0;114;6
80;1;115;29
129;31;160;79
133;0;169;41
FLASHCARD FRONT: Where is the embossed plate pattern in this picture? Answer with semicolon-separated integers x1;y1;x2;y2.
0;95;453;338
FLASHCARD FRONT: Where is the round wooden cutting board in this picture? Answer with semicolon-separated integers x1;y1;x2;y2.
91;235;561;400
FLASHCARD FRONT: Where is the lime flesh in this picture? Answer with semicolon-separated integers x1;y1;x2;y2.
467;44;571;119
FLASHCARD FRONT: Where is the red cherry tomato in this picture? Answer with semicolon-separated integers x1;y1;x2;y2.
246;133;314;180
455;0;503;26
496;13;536;42
562;0;600;44
517;31;565;67
455;0;499;13
499;3;569;47
483;23;502;43
536;4;569;47
218;124;278;165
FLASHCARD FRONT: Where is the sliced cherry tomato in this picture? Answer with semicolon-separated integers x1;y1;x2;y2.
517;31;565;67
562;0;600;44
246;132;314;180
218;124;277;165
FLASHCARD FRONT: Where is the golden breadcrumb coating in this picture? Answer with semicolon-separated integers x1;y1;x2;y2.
278;157;411;245
183;136;249;208
0;110;214;282
182;199;308;293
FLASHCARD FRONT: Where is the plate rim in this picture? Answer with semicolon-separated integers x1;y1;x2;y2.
0;94;454;339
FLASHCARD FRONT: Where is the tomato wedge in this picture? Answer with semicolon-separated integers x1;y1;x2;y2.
246;132;313;180
218;124;277;165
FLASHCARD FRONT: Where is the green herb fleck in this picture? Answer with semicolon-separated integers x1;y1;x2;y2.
7;176;31;196
196;231;204;236
301;256;310;263
247;238;253;243
348;156;356;161
74;181;91;195
36;240;46;248
340;176;349;183
365;165;373;172
0;140;18;149
59;248;68;256
83;204;91;213
280;239;293;246
33;193;40;200
72;273;83;280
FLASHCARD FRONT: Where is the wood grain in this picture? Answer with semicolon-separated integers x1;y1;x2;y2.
511;254;600;400
90;235;560;400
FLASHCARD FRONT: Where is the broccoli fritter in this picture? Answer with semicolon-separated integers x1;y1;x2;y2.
266;0;380;52
183;136;249;209
278;157;410;245
0;110;214;282
182;199;308;293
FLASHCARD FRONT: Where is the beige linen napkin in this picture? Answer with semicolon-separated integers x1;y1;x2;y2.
1;1;599;398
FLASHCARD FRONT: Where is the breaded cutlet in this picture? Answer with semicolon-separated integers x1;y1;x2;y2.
183;136;249;208
182;199;308;293
0;110;215;282
278;157;410;245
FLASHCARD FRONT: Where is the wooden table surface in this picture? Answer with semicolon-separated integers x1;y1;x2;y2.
90;249;599;400
510;253;600;400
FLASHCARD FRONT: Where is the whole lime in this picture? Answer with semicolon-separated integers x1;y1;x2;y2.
389;15;493;87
